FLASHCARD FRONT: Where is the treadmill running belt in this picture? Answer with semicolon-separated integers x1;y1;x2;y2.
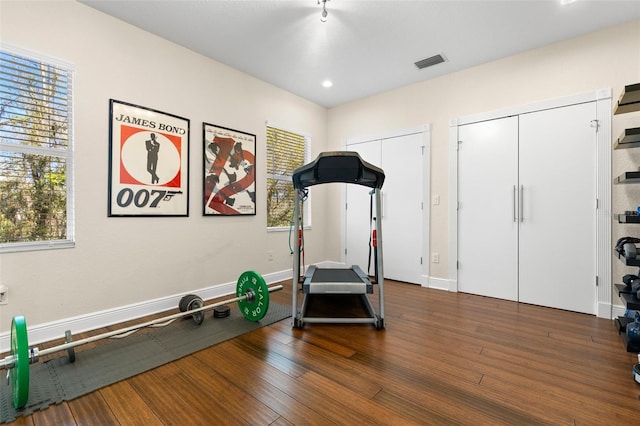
311;268;362;283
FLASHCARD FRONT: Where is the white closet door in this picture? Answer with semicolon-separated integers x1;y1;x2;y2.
381;133;424;284
345;141;381;274
458;117;519;301
518;103;596;314
345;132;426;284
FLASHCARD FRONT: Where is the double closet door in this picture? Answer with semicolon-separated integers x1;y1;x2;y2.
345;131;427;285
458;102;597;314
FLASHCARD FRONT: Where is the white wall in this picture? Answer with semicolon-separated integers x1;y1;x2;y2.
0;1;329;335
328;19;640;305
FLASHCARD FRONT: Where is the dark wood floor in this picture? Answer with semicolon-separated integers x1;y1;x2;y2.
5;279;640;425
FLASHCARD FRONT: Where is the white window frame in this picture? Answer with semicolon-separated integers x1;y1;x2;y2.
0;43;75;253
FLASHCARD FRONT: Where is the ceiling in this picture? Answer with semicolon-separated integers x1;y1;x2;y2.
81;0;640;108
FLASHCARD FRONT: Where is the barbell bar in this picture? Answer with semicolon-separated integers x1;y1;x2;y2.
2;270;281;409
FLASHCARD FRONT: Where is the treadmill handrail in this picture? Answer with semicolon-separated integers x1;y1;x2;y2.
292;151;385;189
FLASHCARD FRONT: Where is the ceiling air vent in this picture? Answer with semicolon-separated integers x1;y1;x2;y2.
414;54;445;70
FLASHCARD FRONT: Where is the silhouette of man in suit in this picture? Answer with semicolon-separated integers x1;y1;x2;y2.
146;133;160;184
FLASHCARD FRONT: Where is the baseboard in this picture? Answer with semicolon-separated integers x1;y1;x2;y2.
424;276;456;292
612;304;628;320
426;280;616;319
316;261;346;268
0;268;294;353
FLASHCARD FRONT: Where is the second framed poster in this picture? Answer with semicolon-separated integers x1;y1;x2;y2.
203;123;256;215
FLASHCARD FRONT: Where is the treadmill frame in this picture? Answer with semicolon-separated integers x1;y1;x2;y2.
291;151;385;329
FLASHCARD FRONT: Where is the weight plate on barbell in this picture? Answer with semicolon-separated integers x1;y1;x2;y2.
65;330;76;363
236;271;269;322
188;297;205;325
178;294;198;312
11;316;29;409
179;294;205;325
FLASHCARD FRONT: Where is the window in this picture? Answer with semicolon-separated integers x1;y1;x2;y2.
0;47;74;252
266;124;309;229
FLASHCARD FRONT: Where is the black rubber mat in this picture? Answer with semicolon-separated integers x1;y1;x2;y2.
0;302;290;423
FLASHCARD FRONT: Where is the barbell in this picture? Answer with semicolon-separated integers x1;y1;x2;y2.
1;270;281;410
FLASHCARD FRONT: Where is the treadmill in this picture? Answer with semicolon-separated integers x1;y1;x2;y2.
291;151;385;329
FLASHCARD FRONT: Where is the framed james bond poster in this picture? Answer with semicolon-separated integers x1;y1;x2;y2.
203;123;256;216
108;99;189;216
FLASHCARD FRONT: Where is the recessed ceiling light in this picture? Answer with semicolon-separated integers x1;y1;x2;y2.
322;80;333;88
560;0;578;5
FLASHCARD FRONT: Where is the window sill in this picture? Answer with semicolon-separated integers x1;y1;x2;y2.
0;240;75;254
267;226;311;233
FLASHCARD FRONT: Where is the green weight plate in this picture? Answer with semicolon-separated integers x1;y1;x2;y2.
236;271;269;321
11;316;29;409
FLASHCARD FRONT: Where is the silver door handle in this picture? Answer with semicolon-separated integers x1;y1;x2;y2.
520;185;524;223
513;185;516;222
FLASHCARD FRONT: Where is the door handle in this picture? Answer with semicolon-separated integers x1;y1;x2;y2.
513;185;516;222
520;185;524;223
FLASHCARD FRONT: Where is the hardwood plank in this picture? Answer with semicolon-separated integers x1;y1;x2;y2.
171;349;281;425
5;414;34;426
98;381;163;425
244;329;386;398
236;328;309;378
295;371;419;425
478;347;636;402
479;373;638;424
348;346;556;423
269;418;295;426
128;366;243;425
194;341;335;425
372;388;466;426
292;331;358;358
66;391;117;425
30;402;76;426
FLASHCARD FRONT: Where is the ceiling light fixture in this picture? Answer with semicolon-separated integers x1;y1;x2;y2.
322;80;333;88
318;0;329;22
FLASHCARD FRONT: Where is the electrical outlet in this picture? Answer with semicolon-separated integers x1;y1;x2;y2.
432;252;439;263
268;251;273;261
0;285;8;305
